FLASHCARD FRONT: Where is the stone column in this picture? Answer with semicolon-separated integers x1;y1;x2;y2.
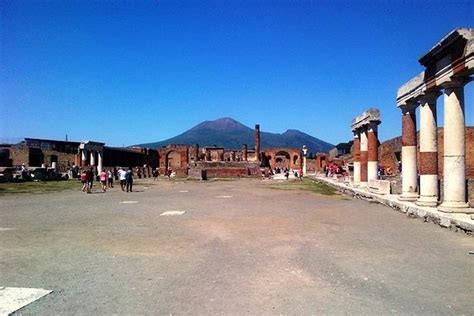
440;79;470;211
194;144;199;161
90;150;96;166
98;151;103;174
255;124;261;161
81;149;87;166
242;144;248;161
359;129;368;187
303;155;307;176
399;103;418;201
353;132;361;186
416;92;439;207
367;123;378;182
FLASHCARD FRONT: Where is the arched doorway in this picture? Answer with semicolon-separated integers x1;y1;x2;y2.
274;151;290;169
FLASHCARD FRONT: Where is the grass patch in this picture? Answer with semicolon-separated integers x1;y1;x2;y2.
0;180;81;195
268;178;337;195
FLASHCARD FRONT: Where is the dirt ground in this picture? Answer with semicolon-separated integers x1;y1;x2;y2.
1;178;473;314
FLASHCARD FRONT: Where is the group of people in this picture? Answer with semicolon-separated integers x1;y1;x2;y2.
80;167;133;193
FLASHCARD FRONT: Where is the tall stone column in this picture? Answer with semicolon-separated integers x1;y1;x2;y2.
255;124;261;161
352;132;361;186
81;149;88;166
359;129;368;187
440;79;470;211
367;123;378;182
242;144;248;161
194;144;199;161
416;92;439;207
399;104;418;201
90;150;96;166
98;151;103;174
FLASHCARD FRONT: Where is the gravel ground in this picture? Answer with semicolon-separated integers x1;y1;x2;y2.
1;178;473;315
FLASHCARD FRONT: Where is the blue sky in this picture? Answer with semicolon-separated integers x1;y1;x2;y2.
1;0;473;147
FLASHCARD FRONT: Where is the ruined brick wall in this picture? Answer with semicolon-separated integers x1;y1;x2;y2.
9;144;30;167
159;145;189;176
41;150;77;171
379;137;402;175
188;161;259;179
378;127;474;178
264;148;301;170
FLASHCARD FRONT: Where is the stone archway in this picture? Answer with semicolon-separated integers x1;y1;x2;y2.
274;151;290;168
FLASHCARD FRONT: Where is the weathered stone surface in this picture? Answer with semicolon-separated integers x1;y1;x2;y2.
368;179;391;195
351;108;381;131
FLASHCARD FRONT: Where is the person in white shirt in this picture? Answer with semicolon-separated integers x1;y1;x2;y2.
118;167;127;191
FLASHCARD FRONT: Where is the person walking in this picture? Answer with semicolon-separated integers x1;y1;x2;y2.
118;167;126;191
107;169;114;188
126;168;133;192
99;169;108;192
80;169;88;192
86;167;94;193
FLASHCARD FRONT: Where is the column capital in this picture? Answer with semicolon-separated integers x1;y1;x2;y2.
418;90;441;105
399;101;418;114
441;76;471;90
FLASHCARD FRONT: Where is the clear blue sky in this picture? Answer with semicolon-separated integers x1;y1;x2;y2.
1;0;473;147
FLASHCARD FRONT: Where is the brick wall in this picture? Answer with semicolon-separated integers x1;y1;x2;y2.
377;127;474;178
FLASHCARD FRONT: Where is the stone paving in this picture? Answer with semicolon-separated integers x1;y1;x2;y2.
314;175;474;234
1;178;473;314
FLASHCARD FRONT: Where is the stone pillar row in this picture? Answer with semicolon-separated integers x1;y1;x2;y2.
399;77;470;212
352;121;380;188
79;148;104;173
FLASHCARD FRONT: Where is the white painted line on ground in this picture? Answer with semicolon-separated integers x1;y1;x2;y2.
0;287;52;315
216;195;233;198
120;201;138;204
0;228;15;232
160;211;186;216
179;190;189;193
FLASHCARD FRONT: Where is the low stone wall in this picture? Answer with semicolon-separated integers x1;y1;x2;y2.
188;161;260;179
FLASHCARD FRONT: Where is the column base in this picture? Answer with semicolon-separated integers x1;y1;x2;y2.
415;196;438;207
439;201;473;213
398;192;419;201
359;181;368;188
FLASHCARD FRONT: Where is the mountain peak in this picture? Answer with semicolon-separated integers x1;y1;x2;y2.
191;117;251;132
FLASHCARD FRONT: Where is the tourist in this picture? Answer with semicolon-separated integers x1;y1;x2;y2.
99;169;108;192
152;168;158;181
126;168;133;192
80;169;88;192
107;169;114;188
167;167;172;180
118;167;126;191
86;167;94;193
298;168;303;181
